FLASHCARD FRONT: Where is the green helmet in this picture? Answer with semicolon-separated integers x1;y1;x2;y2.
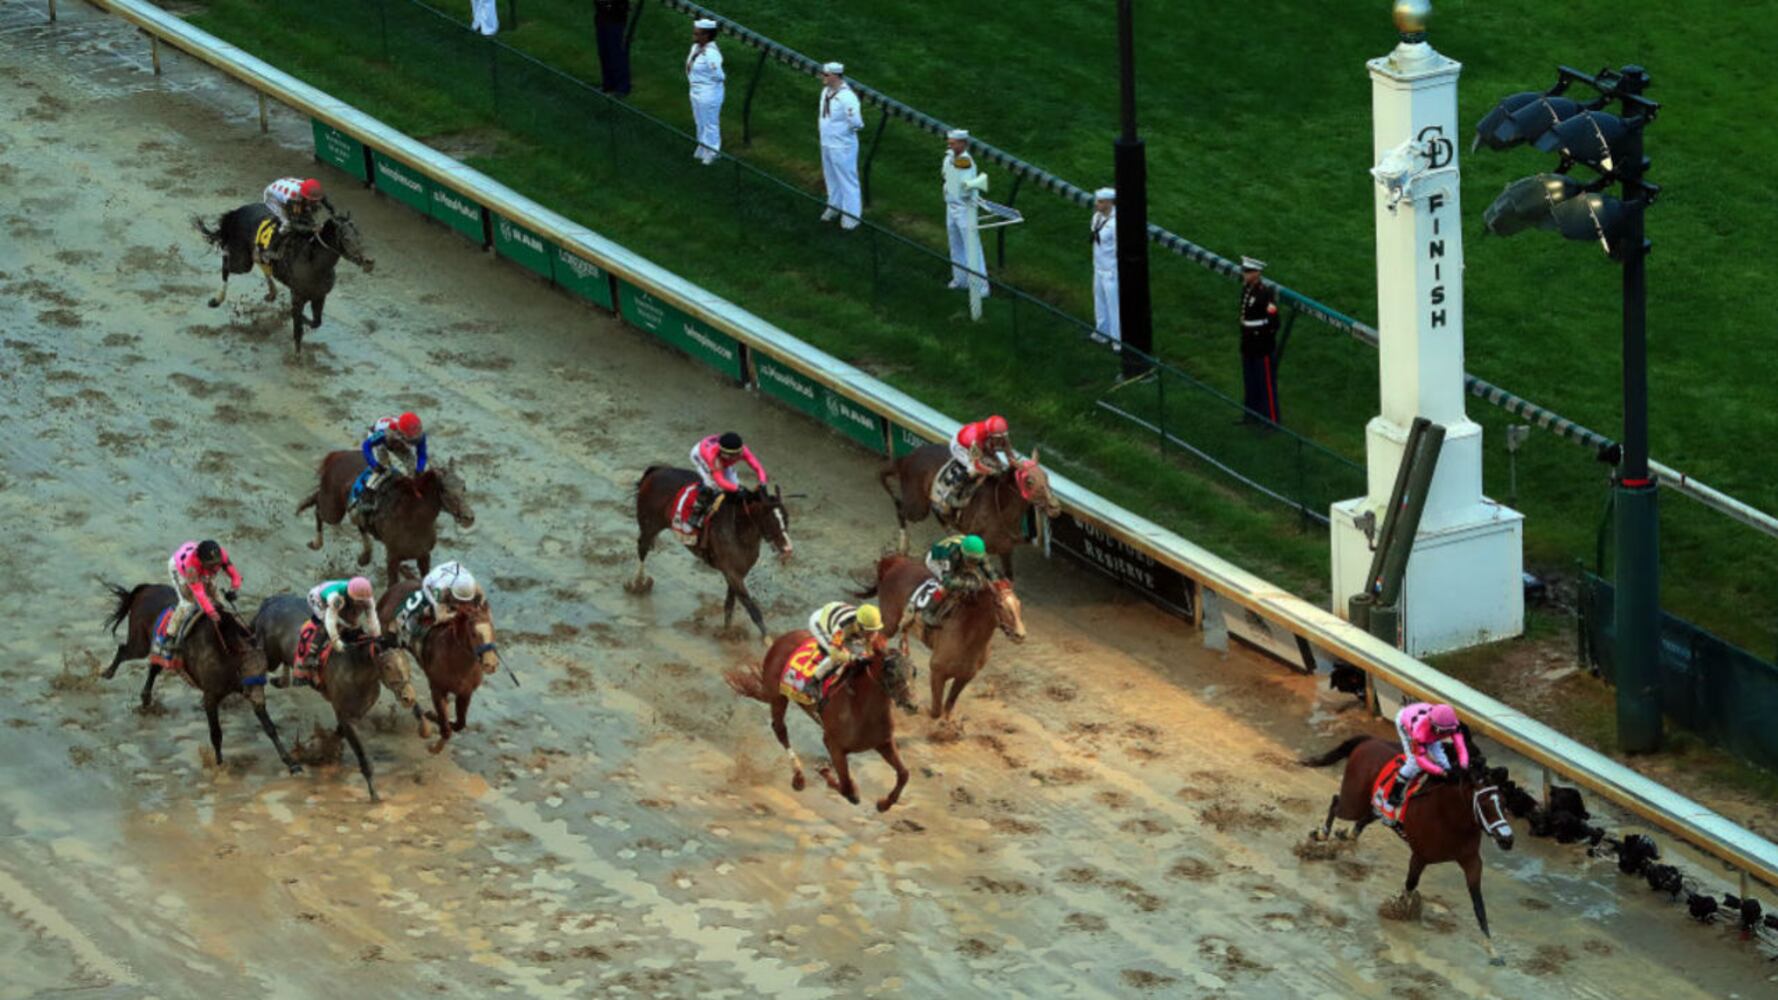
961;535;987;559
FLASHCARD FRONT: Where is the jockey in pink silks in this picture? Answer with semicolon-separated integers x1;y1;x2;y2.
160;540;245;655
687;431;768;528
1383;702;1470;813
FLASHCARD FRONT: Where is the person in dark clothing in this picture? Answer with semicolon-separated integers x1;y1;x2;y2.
595;0;632;96
1238;256;1281;424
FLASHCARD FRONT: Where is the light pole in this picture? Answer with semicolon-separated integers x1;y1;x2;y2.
1113;0;1153;379
1475;66;1661;751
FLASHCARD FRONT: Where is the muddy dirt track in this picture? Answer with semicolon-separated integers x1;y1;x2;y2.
2;5;1775;998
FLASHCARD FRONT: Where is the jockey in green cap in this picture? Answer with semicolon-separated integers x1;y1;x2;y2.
921;534;1000;627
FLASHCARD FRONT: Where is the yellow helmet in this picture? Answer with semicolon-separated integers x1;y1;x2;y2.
855;604;884;631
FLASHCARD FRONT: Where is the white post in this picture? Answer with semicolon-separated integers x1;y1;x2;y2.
1329;1;1524;655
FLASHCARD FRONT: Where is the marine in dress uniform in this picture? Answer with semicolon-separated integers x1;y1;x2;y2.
1238;256;1281;423
685;19;725;165
942;128;990;296
817;62;865;230
1090;188;1119;348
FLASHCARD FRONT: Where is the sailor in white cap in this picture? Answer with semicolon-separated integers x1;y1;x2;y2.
686;19;726;165
942;129;990;296
817;61;865;229
470;0;499;36
1238;256;1281;422
1090;187;1120;348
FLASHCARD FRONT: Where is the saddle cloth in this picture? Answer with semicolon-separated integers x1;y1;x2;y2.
779;636;842;707
1370;754;1427;827
928;458;976;510
670;485;724;546
395;588;430;648
148;607;185;673
905;578;942;627
294;620;338;687
254;218;279;275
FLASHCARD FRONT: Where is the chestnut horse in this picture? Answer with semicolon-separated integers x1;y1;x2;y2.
378;579;500;755
100;582;302;775
724;630;917;811
878;444;1060;578
1300;734;1515;965
627;467;793;639
296;451;475;585
861;554;1025;720
253;593;417;802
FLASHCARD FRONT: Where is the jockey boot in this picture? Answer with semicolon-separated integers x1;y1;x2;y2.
1385;774;1407;810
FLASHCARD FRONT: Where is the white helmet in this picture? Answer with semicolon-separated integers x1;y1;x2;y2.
447;570;479;603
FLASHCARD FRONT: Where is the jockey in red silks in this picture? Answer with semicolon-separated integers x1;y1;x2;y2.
933;415;1016;516
688;431;767;527
1384;702;1470;812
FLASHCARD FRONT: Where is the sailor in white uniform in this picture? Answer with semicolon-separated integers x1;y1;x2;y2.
1090;187;1120;348
685;18;726;165
817;61;864;230
942;128;990;296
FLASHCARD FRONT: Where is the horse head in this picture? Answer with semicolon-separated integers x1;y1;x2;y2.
431;460;475;528
1464;758;1514;851
1013;448;1061;519
453;600;500;677
990;580;1027;643
324;212;375;273
746;484;793;562
874;646;919;714
373;637;418;708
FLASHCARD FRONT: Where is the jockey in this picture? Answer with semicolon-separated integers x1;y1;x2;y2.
934;415;1014;516
806;600;884;687
921;533;1000;626
400;560;485;645
164;539;244;650
296;576;380;686
260;177;327;265
689;431;767;528
1384;702;1471;812
349;412;428;529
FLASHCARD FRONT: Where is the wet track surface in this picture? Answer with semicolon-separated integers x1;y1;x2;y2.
2;3;1775;996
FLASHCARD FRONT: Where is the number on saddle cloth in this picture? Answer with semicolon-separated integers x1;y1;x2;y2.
778;637;827;706
929;459;974;509
397;589;430;646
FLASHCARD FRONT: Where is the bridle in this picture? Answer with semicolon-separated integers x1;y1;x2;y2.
1471;783;1513;841
309;219;369;268
738;490;791;553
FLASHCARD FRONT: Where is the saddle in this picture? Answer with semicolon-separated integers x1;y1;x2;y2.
670;485;724;548
778;636;850;707
1370;754;1428;829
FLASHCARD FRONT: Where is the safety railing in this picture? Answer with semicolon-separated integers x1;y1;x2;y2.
92;0;1778;895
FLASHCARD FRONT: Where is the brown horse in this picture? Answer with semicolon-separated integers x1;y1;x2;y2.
878;444;1060;578
296;451;475;584
252;593;415;802
1300;734;1515;965
627;467;793;639
100;582;302;775
378;579;500;755
724;630;917;811
862;554;1025;720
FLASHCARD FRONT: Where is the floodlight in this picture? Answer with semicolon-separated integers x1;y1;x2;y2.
1539;110;1632;174
1481;174;1586;237
1472;92;1541;151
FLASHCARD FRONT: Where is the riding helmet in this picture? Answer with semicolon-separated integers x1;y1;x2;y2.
347;577;374;601
196;539;223;565
985;414;1009;435
855;604;884;631
961;535;987;559
299;178;324;200
395;412;423;438
1429;703;1460;733
718;431;744;454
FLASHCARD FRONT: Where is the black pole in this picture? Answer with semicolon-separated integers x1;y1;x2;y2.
1612;65;1660;752
1113;0;1153;379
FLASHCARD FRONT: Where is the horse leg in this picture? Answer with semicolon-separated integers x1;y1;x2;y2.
1313;793;1339;841
426;690;452;755
309;295;324;328
722;587;738;629
138;663;163;710
104;643;130;680
251;698;303;775
204;697;225;767
928;669;947;720
874;739;909;812
1461;852;1504;965
263;268;278;302
627;531;656;594
356;523;375;568
291;297;306;353
208;260;230;308
817;737;860;805
453;689;472;732
997;551;1015;582
338;720;378;803
729;577;767;639
771;697;805;791
941;672;975;719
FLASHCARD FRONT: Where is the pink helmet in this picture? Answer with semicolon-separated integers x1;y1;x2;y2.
347;576;374;601
1428;704;1460;733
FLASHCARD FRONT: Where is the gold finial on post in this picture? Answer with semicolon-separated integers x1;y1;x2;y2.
1393;0;1431;43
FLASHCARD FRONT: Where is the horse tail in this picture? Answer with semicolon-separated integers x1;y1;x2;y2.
295;489;318;515
877;462;899;501
1299;735;1371;768
100;580;148;635
723;664;771;703
193;214;225;249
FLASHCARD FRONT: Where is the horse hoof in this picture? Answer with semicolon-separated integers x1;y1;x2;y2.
791;773;806;791
846;793;861;806
207;297;222;308
876;798;893;813
356;552;371;568
288;763;304;775
624;577;653;595
1489;956;1506;967
428;740;447;755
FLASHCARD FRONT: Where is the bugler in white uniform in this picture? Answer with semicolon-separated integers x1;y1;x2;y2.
1090;187;1120;348
817;62;864;230
942;129;990;297
685;19;725;165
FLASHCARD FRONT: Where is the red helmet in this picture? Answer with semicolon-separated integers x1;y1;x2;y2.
298;178;324;201
395;412;423;438
984;414;1009;436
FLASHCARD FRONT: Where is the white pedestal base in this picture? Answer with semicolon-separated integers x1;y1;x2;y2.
1330;496;1525;656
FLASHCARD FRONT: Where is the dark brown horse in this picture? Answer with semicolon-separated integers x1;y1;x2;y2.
724;630;917;811
195;205;374;353
100;582;302;775
296;451;475;585
878;444;1060;578
378;579;500;756
862;554;1025;720
253;593;416;802
627;467;793;638
1301;734;1515;965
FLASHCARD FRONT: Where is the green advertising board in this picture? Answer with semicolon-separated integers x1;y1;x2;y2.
552;246;613;309
371;151;431;215
311;119;368;182
889;422;933;458
823;388;887;454
493;214;553;279
430;185;485;244
617;280;742;381
755;354;824;421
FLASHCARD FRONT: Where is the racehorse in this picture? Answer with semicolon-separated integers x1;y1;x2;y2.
627;467;793;639
878;444;1060;578
253;594;416;802
194;204;374;353
378;579;501;756
296;452;475;585
724;630;917;812
861;554;1025;720
100;582;302;776
1300;734;1515;965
